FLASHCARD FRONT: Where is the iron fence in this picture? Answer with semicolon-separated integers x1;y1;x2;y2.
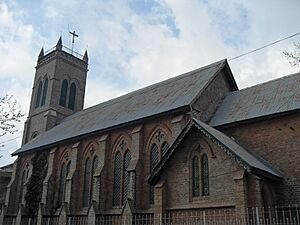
66;215;88;225
41;216;59;225
3;216;16;225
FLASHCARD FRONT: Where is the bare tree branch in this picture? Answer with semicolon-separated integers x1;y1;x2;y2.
0;95;24;157
283;42;300;68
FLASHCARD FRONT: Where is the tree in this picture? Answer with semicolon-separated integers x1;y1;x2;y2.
0;95;24;156
283;43;300;68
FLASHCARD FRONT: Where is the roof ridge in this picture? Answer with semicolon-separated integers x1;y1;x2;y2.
61;59;226;123
226;71;300;97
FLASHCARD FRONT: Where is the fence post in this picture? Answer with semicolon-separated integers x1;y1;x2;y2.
0;205;6;225
255;207;260;225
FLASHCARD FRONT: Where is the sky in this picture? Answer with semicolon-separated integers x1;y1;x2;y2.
1;0;300;166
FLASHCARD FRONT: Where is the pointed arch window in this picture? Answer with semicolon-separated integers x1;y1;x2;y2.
41;78;48;106
58;161;70;206
191;152;209;198
123;150;131;204
35;81;43;108
59;79;68;107
113;151;122;206
192;156;200;197
68;83;76;110
150;144;159;204
19;170;27;203
201;154;209;196
161;141;169;156
83;158;92;207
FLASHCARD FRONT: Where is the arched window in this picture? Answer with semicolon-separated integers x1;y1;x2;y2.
161;141;169;156
58;163;66;205
35;81;43;108
19;170;27;203
150;144;159;204
123;150;131;204
113;151;122;206
41;78;48;106
68;83;76;110
83;158;91;207
192;156;200;197
201;154;209;196
58;162;70;206
59;79;68;107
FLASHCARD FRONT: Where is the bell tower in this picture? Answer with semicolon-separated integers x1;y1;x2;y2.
22;37;88;144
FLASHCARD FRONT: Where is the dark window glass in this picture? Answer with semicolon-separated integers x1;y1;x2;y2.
41;78;48;106
35;81;42;108
123;150;131;204
68;83;76;110
19;170;27;203
83;158;91;207
59;79;68;107
201;154;209;196
150;144;159;204
113;152;122;206
58;163;67;206
90;156;99;203
192;156;200;197
161;141;169;157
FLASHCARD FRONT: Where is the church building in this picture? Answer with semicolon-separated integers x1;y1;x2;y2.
1;37;299;225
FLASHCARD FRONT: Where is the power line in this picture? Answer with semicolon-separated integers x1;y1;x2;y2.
0;136;21;145
229;31;300;61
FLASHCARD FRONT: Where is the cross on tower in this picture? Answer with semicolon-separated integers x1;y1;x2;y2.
69;30;79;54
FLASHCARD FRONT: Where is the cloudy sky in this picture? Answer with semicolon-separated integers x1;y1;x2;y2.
1;0;300;166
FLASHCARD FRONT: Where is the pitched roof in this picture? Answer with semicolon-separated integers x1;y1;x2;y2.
13;59;236;156
210;72;300;127
149;118;282;185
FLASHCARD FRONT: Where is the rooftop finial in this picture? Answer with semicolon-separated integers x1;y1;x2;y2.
56;36;62;50
83;50;88;62
38;48;44;60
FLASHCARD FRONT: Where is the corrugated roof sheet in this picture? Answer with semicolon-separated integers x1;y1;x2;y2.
149;118;282;184
13;60;227;155
210;72;300;126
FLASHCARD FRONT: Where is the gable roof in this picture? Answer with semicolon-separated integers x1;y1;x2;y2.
210;72;300;127
149;118;282;185
13;59;237;156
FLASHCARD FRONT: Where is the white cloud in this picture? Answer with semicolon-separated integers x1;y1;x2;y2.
1;0;300;166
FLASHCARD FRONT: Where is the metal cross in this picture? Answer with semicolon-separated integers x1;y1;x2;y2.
69;30;79;54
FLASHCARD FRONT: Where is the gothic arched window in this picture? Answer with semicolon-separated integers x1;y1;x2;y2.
192;156;200;197
68;83;76;110
113;151;122;206
150;144;159;204
123;150;131;204
35;81;43;108
19;170;27;203
161;141;169;156
59;79;68;107
201;154;209;196
83;158;92;207
58;161;70;206
41;78;48;106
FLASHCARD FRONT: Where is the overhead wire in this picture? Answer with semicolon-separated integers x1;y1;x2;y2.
229;31;300;61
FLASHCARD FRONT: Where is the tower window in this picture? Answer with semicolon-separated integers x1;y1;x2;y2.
68;83;76;110
35;81;43;108
41;78;48;106
59;79;68;107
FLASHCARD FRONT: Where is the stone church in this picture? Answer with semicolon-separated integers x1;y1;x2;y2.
1;37;299;225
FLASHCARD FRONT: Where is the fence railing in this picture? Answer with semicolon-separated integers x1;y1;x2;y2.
66;215;88;225
2;205;299;225
41;216;59;225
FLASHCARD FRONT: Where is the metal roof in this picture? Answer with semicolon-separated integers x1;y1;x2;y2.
210;72;300;127
13;59;229;155
149;118;282;185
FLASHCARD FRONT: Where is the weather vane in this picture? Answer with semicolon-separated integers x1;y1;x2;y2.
69;30;78;55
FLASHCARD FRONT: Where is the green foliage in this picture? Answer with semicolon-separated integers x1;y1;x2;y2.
24;151;49;215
